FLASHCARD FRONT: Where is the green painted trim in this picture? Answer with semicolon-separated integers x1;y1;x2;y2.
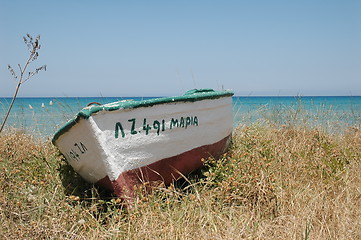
52;89;234;144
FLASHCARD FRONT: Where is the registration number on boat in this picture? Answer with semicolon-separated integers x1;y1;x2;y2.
114;116;199;139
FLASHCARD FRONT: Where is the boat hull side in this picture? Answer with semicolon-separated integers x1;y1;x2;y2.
92;97;233;181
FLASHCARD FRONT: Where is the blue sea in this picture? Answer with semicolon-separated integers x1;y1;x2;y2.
0;96;360;138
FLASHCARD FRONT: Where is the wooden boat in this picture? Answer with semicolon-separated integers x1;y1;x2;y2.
52;89;234;197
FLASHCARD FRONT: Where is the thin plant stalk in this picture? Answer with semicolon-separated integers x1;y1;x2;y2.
0;34;46;134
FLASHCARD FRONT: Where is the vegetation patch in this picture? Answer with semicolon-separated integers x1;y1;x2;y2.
0;121;360;239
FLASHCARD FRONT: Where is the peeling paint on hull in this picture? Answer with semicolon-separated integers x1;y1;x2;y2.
97;134;231;196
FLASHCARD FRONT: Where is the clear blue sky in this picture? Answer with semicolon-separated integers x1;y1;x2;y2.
1;0;360;97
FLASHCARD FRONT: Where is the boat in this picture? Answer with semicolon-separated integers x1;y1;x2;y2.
52;89;234;198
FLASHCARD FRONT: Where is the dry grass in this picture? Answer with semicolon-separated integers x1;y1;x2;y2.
0;121;360;239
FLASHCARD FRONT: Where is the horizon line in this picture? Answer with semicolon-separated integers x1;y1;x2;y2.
1;94;361;98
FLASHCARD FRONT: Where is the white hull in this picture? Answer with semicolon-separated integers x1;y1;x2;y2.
53;89;234;195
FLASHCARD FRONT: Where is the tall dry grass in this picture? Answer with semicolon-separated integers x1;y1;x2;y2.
0;119;360;239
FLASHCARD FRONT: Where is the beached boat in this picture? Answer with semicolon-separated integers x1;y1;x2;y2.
52;89;234;197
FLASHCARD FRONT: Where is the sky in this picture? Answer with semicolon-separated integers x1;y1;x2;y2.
0;0;360;97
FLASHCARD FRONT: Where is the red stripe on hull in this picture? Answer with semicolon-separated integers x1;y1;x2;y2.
96;134;231;197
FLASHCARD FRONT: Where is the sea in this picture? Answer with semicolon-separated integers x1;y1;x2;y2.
0;96;360;139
